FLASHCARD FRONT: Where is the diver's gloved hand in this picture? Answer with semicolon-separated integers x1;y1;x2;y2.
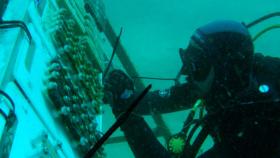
103;69;135;116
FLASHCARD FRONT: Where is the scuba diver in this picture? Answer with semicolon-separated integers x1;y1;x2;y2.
103;19;280;158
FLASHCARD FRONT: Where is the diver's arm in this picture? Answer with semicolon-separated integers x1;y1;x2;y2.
104;70;198;115
133;83;198;115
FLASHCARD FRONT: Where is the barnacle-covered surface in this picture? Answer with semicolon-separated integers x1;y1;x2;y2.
42;0;108;157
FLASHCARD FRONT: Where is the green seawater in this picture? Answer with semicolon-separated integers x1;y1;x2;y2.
102;0;280;157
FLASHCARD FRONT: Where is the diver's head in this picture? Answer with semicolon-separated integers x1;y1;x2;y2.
180;20;254;96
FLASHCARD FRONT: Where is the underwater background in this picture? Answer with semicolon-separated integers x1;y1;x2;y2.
102;0;280;157
1;0;279;157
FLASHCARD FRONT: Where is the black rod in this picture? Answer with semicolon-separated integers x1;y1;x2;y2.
132;76;176;81
84;84;152;158
102;27;123;80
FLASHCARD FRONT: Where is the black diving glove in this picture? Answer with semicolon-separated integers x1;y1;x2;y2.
103;69;135;116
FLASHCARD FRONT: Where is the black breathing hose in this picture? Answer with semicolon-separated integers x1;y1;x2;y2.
246;12;280;28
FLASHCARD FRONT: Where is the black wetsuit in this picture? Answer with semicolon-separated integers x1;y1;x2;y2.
115;53;280;158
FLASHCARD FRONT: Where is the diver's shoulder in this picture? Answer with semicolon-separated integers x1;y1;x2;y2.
253;53;280;92
253;53;280;74
254;53;280;63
